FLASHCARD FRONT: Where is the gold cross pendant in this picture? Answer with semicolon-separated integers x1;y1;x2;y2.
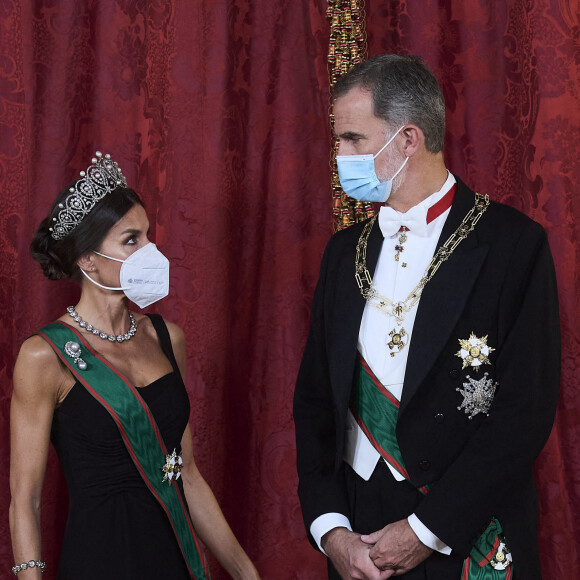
387;327;408;357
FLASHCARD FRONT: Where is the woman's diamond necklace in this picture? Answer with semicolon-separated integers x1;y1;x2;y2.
67;305;137;343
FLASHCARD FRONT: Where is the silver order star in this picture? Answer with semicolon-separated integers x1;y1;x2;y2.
456;372;498;419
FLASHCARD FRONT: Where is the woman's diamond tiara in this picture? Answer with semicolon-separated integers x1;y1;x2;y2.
49;151;127;240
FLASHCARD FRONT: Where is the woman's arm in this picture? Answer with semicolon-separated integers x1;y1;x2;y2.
180;426;260;580
166;322;260;580
9;337;65;578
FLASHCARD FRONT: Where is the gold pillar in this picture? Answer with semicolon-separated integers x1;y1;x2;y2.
327;0;374;231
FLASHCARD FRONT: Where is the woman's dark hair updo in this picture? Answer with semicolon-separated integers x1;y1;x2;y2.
30;183;143;281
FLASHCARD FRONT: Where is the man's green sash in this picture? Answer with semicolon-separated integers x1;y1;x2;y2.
350;354;431;494
39;322;210;579
350;354;513;579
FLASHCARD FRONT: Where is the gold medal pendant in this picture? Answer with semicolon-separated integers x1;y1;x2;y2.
387;327;408;357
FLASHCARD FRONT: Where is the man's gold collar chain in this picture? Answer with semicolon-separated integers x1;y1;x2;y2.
354;193;490;355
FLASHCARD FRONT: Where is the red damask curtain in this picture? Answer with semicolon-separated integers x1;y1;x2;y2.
0;2;578;580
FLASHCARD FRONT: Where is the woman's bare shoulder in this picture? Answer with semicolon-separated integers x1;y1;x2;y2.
164;320;185;344
17;334;60;365
13;335;67;400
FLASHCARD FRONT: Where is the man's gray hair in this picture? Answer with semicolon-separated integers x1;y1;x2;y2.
334;54;446;153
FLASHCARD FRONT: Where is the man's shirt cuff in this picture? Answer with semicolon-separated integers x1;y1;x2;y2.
310;513;353;555
408;513;452;555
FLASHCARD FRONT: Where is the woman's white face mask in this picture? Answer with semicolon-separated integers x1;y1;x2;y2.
80;242;170;309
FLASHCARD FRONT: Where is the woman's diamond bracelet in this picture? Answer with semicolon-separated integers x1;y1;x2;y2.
12;560;46;575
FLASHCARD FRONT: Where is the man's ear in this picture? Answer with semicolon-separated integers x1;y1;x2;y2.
400;124;423;157
76;253;95;273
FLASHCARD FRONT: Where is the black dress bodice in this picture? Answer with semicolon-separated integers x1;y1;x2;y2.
50;315;193;579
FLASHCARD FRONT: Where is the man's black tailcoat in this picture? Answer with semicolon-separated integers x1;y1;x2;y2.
294;178;560;579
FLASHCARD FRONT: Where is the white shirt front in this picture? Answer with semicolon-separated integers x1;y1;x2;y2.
311;173;456;556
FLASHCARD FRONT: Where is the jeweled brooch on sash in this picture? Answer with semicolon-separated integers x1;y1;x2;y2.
457;373;498;419
64;341;88;371
455;332;495;371
162;449;183;484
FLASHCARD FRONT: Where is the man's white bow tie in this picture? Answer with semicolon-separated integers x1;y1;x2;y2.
378;204;429;238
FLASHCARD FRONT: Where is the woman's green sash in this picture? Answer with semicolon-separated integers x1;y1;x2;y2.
350;354;512;579
39;321;210;579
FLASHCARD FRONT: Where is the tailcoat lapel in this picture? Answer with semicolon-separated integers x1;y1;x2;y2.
400;181;490;412
328;219;383;414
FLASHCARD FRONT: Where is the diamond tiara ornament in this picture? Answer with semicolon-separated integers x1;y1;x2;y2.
49;151;127;240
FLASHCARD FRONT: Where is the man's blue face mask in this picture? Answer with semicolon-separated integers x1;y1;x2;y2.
336;126;408;203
